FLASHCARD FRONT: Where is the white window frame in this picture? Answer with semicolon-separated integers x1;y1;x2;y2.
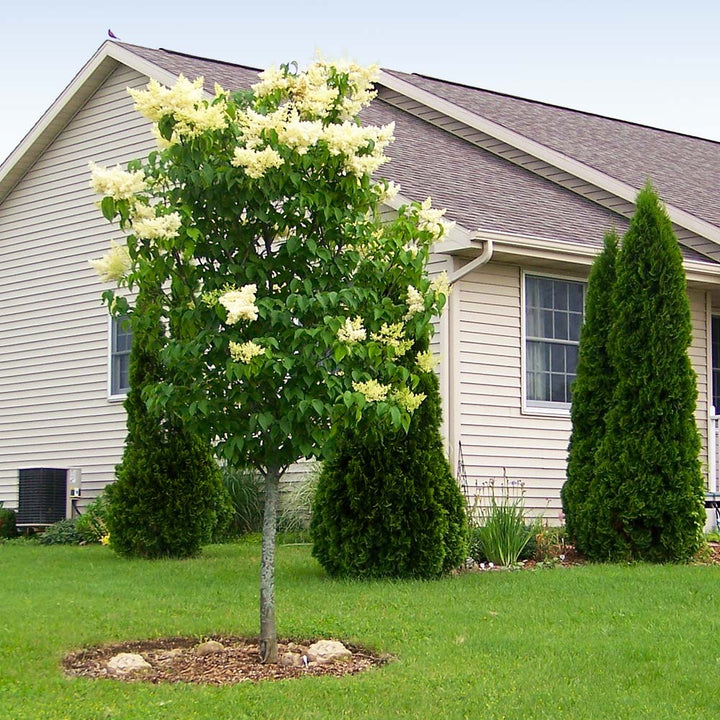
108;315;132;401
520;269;586;417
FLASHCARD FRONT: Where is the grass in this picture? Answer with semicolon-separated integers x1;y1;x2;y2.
2;540;720;719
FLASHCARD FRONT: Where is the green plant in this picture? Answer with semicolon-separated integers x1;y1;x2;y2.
312;366;468;579
278;466;320;534
106;291;227;559
470;477;538;567
0;501;17;539
221;464;264;536
74;494;110;544
588;184;705;562
38;519;83;545
563;230;618;547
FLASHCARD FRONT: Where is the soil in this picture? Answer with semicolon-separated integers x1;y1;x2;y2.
63;636;388;685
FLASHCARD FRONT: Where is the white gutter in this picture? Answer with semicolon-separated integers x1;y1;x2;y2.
445;237;494;475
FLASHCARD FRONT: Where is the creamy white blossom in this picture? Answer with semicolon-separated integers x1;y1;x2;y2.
89;162;147;200
406;285;425;317
417;197;455;240
371;322;412;355
128;75;228;143
231;146;284;178
89;241;131;283
219;285;258;324
376;180;401;204
352;379;390;402
132;212;182;240
392;387;426;412
416;350;439;373
229;340;265;363
430;271;451;299
337;316;367;343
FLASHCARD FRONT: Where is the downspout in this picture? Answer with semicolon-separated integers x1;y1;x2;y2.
445;238;494;475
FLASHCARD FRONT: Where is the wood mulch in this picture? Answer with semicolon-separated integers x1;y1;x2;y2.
62;636;388;685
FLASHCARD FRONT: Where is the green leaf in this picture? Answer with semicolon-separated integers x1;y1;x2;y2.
311;399;324;415
101;196;116;222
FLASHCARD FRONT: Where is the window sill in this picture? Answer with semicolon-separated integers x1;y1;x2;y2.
522;403;571;419
107;394;128;403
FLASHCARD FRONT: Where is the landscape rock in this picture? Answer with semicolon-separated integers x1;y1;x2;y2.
279;652;305;668
195;640;225;656
306;640;352;665
156;648;184;662
107;653;152;674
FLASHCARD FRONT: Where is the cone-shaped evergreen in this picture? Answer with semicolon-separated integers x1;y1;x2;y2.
584;184;705;561
563;230;619;550
106;292;226;558
311;363;468;579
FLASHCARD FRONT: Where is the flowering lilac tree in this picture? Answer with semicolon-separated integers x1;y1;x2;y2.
90;60;451;662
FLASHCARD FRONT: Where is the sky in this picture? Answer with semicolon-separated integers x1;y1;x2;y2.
2;0;720;164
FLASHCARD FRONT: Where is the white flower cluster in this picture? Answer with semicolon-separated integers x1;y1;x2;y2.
128;75;228;144
252;58;379;122
323;122;394;177
131;211;182;241
89;241;131;283
375;180;401;204
405;286;425;317
417;198;455;240
337;316;367;343
430;271;451;299
371;322;412;356
218;285;259;324
229;340;264;363
352;379;389;402
392;387;426;412
88;161;147;200
416;350;439;373
231;146;284;179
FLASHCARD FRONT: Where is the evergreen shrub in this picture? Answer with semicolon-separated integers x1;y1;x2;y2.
38;519;83;545
584;185;705;561
563;230;619;550
74;494;109;544
311;367;468;579
106;295;227;559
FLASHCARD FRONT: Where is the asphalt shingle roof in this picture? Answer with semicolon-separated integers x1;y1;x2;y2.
114;44;718;260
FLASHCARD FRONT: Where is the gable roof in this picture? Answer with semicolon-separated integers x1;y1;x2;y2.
1;40;718;267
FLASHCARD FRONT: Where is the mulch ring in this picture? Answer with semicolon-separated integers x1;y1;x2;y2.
63;636;389;685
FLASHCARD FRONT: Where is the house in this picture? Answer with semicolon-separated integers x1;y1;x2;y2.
2;40;720;523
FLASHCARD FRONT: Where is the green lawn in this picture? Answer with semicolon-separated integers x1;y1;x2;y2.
2;541;719;719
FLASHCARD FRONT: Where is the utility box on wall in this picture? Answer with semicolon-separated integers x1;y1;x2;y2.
16;468;67;525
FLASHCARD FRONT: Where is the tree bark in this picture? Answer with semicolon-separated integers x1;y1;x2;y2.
259;466;280;663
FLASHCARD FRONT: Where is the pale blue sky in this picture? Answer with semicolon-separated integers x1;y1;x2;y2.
2;0;720;163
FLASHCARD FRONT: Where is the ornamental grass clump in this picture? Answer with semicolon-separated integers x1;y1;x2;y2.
471;477;538;567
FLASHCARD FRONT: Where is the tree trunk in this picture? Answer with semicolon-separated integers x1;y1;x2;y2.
259;466;280;663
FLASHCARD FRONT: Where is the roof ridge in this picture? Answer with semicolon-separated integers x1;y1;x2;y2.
385;68;720;147
114;41;264;74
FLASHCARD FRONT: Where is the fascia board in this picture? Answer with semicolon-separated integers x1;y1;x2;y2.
377;70;720;248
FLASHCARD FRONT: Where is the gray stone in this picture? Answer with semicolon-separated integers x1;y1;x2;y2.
279;652;304;668
306;640;352;665
107;652;152;674
195;640;225;656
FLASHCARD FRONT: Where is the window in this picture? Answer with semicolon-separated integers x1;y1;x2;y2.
110;316;132;397
712;316;720;414
524;274;585;409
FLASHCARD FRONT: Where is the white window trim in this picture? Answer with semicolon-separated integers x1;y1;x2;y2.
107;315;131;402
520;268;586;418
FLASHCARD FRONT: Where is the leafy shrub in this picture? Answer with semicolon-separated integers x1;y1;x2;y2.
469;478;538;567
312;366;468;579
221;465;264;537
0;503;17;539
39;519;83;545
74;494;109;544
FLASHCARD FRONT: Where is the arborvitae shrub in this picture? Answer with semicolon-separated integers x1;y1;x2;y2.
311;367;468;579
586;184;705;561
106;295;227;559
563;230;618;551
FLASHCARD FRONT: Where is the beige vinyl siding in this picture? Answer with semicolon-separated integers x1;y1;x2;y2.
455;262;711;518
0;65;155;509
